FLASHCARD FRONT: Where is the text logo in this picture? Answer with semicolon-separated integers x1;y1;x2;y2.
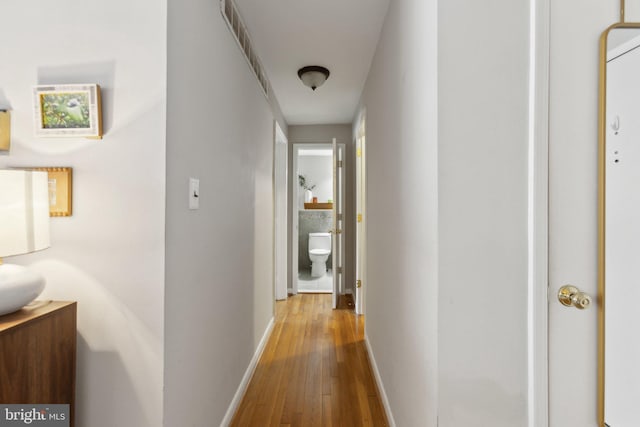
0;405;68;427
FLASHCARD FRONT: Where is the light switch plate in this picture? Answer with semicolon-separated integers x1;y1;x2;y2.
189;178;199;210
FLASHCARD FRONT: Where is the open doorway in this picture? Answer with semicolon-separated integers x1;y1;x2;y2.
291;142;345;305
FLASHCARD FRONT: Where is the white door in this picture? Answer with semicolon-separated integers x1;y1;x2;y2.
274;122;288;300
547;2;613;425
331;138;343;309
291;144;300;295
547;78;600;424
355;123;365;315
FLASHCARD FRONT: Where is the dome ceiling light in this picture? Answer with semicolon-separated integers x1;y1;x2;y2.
297;66;330;91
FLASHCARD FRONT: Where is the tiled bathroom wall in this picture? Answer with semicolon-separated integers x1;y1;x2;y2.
298;210;334;270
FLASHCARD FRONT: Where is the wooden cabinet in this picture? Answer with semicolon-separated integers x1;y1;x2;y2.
0;301;77;426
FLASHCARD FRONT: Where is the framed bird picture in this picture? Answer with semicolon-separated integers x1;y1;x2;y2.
33;84;103;139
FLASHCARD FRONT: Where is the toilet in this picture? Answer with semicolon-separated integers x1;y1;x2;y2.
308;232;332;277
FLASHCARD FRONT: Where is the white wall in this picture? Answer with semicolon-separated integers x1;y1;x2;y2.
164;0;279;424
438;0;530;424
355;0;438;425
288;125;352;143
362;0;624;425
0;1;167;426
298;154;333;203
359;0;533;424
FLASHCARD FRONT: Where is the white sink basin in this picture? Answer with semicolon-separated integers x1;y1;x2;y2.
0;264;45;316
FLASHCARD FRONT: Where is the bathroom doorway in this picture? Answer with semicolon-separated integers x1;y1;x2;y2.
291;141;345;306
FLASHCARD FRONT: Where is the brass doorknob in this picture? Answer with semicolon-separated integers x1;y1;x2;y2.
558;285;592;310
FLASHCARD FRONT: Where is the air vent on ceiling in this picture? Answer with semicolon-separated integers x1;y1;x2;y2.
220;0;270;98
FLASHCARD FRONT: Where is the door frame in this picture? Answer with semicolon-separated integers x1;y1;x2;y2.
291;142;346;298
355;115;366;315
332;138;339;308
273;121;288;301
529;0;550;424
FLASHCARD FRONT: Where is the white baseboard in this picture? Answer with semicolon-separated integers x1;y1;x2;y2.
220;317;275;426
364;333;396;427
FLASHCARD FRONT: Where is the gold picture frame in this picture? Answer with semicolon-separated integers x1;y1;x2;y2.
33;84;103;139
0;110;10;152
28;167;73;217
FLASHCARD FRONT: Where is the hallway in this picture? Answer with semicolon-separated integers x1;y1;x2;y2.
230;294;388;426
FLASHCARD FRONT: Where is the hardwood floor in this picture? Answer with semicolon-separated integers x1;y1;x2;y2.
230;294;388;426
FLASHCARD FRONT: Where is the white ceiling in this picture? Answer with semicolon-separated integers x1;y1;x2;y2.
234;0;390;126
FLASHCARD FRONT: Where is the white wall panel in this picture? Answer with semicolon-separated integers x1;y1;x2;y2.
0;1;167;425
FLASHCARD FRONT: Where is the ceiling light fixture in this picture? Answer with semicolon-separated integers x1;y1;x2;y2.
297;66;330;91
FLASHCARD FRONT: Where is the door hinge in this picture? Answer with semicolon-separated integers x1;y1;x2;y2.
337;160;343;167
356;148;362;158
337;266;343;274
356;279;362;288
357;213;362;223
337;213;343;221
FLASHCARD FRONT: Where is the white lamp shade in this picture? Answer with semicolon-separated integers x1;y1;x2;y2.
300;71;328;89
0;170;50;258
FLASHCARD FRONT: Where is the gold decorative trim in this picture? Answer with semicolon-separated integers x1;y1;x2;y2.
25;167;73;217
598;25;609;427
0;111;10;152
